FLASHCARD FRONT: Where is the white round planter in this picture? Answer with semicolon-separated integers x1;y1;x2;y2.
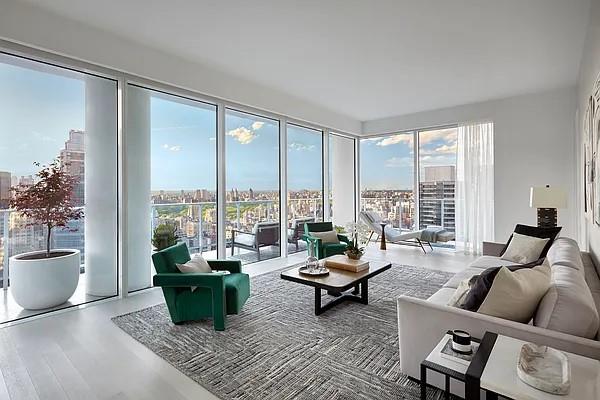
9;249;80;310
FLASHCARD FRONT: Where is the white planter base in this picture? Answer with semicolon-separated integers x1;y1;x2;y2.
9;250;80;310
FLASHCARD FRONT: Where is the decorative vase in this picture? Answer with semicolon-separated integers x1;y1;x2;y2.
345;250;363;260
306;241;319;271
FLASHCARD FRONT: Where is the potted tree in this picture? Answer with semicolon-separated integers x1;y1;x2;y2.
9;160;84;310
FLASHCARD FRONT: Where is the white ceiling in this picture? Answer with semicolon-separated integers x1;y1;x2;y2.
18;0;591;122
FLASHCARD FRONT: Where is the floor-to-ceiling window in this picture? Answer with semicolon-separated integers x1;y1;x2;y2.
329;133;356;228
418;127;457;246
0;53;118;323
225;109;280;264
287;124;323;255
360;133;415;230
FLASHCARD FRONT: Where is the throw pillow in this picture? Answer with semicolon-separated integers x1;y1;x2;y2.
309;230;340;244
461;258;544;312
176;254;212;291
477;260;551;323
501;232;550;264
501;224;562;259
446;277;477;308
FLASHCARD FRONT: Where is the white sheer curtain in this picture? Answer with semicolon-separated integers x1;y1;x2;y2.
456;121;495;255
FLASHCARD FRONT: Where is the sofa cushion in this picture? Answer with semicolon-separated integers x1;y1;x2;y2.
427;288;456;305
546;237;584;273
477;262;551;323
468;256;520;269
309;230;340;244
534;264;599;339
443;267;484;289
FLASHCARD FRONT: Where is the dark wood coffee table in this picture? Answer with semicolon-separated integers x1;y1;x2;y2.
280;259;392;315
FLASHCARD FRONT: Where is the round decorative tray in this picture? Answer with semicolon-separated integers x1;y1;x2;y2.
298;266;329;276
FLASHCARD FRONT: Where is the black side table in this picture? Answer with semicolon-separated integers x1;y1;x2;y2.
420;331;488;400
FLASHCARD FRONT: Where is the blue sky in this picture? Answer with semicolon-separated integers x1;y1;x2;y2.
0;55;455;193
360;128;457;190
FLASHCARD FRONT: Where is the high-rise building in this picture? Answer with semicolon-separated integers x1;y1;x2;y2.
59;129;85;206
0;171;11;209
419;165;455;231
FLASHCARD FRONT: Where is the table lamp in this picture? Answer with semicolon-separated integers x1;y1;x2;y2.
529;185;567;228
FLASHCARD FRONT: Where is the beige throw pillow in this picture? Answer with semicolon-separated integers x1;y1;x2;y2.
446;278;472;308
309;230;340;244
501;232;550;264
477;261;551;323
176;254;212;291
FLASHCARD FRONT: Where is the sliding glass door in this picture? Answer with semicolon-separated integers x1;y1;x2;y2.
225;109;280;264
287;124;323;255
360;133;415;230
418;127;457;245
0;53;118;322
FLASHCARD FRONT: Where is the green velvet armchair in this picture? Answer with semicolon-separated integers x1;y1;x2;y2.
302;222;350;259
152;242;250;331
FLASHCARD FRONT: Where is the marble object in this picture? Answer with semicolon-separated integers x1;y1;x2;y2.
517;343;571;395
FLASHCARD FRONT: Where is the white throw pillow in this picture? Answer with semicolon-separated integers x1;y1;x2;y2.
176;254;211;292
446;278;472;308
501;232;550;264
309;230;340;244
477;261;551;323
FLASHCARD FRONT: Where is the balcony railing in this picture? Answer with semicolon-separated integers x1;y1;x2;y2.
151;198;322;258
360;196;456;232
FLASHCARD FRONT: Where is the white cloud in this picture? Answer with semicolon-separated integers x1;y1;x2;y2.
376;134;413;147
251;121;265;130
227;127;258;144
162;144;182;152
384;157;413;168
288;142;315;151
208;137;216;141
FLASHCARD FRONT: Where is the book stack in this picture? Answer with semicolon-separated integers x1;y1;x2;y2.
324;255;370;272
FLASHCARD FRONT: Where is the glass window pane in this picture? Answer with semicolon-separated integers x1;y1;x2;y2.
0;53;118;322
329;134;355;228
418;127;457;247
360;134;415;230
148;90;218;262
287;124;323;255
225;109;280;264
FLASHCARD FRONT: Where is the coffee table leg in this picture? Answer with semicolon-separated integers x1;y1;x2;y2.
360;281;368;305
314;287;322;315
352;284;359;295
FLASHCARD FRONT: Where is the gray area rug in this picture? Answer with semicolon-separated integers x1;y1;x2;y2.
113;263;453;400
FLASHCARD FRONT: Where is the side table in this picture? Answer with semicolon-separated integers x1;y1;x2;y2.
380;223;387;250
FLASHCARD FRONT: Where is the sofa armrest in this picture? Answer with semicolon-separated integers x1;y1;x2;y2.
207;260;242;274
337;234;350;244
397;296;600;384
482;241;505;256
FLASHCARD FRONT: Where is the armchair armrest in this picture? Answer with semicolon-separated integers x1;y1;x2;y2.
482;241;506;256
207;260;242;273
153;272;224;288
302;234;322;245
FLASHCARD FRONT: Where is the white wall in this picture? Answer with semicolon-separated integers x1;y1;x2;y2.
363;87;578;242
0;1;361;135
577;0;600;260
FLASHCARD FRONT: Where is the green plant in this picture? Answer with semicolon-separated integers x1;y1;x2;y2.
344;221;370;256
152;223;179;251
334;225;346;234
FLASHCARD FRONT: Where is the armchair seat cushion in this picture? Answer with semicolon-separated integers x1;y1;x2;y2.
224;273;251;314
234;233;255;247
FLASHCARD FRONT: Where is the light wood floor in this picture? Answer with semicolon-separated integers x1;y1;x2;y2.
0;244;475;400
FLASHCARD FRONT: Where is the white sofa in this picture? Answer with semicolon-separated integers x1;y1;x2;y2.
397;237;600;391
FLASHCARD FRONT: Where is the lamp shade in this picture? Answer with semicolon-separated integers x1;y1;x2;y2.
530;186;567;209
